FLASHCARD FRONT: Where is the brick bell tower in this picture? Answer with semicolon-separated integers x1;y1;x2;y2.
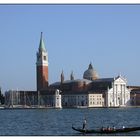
36;32;48;91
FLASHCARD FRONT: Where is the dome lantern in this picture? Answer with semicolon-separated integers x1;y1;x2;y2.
83;63;99;80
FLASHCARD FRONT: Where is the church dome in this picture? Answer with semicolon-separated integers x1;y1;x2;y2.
83;63;99;80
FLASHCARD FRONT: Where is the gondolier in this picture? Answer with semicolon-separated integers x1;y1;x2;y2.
82;118;87;130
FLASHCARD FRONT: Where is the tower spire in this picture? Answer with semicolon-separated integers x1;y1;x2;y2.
70;71;74;80
39;32;46;52
89;62;93;69
41;32;43;38
61;70;64;84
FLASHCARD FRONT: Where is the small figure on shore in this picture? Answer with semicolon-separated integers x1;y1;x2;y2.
113;126;116;130
82;118;87;130
101;126;105;131
107;126;111;131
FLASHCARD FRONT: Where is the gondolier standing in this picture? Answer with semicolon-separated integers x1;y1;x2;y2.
83;118;87;130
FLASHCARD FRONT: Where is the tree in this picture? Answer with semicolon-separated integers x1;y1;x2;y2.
0;88;5;105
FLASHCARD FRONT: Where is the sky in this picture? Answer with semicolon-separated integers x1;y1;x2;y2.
0;4;140;92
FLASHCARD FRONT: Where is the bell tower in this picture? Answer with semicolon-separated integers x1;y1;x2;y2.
36;32;48;91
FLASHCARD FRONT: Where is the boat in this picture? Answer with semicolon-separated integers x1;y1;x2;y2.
72;125;140;134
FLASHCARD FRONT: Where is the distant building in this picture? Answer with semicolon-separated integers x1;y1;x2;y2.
54;89;62;108
5;90;37;108
88;92;103;107
4;33;132;108
89;76;131;107
50;65;130;107
127;86;140;106
4;89;62;108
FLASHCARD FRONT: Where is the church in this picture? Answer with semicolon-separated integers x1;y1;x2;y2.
36;32;131;108
5;33;131;108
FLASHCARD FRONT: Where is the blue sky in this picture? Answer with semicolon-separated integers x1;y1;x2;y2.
0;4;140;92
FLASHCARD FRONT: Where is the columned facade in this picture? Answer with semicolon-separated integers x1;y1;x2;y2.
106;76;130;107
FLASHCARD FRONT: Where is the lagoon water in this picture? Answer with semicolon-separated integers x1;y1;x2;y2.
0;108;140;136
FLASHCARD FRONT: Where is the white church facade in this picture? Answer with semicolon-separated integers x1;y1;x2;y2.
106;76;130;107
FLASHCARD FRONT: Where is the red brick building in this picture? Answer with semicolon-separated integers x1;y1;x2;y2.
36;32;49;91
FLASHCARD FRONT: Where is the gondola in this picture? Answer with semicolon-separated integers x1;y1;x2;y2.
72;125;140;134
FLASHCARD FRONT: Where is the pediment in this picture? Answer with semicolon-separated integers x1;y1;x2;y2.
114;77;126;84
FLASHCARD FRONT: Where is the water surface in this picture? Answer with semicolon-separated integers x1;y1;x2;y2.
0;108;139;136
